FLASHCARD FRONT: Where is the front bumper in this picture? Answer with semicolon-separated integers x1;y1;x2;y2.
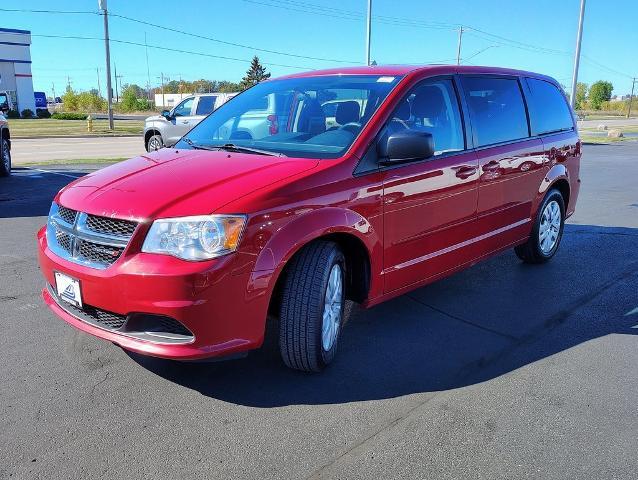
37;226;272;360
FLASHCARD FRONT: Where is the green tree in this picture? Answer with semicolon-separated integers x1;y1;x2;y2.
575;82;588;110
120;85;141;112
62;86;80;111
218;81;241;93
588;80;613;110
77;91;106;112
239;56;270;90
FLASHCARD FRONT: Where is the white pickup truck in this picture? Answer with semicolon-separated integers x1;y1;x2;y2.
143;92;237;151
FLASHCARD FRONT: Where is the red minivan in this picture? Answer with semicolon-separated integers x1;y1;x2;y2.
37;65;580;372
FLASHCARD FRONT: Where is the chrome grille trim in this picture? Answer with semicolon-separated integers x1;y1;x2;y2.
46;203;135;269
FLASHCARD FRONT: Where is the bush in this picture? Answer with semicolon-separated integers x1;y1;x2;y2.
36;109;52;118
21;109;34;118
51;112;88;120
6;109;20;119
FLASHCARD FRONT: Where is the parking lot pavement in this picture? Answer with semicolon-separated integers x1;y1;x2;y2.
11;137;143;165
1;144;637;479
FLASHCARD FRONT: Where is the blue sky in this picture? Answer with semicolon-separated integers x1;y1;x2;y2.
2;0;637;96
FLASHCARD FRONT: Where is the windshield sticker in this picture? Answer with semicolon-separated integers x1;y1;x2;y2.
377;76;396;83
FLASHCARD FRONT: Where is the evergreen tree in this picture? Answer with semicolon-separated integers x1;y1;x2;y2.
239;56;271;90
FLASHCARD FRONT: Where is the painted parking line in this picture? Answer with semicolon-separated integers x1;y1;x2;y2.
20;167;85;179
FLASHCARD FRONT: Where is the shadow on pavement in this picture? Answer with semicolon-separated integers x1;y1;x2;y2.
127;224;638;407
0;167;89;218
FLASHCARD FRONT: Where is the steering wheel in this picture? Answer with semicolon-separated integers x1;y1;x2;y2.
387;119;409;132
338;122;362;134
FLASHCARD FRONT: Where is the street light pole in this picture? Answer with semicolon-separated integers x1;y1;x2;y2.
627;77;636;119
99;0;114;130
365;0;372;66
569;0;586;109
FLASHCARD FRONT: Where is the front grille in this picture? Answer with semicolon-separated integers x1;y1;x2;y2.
86;215;137;238
47;285;194;345
151;316;192;336
58;206;78;225
48;203;133;269
78;240;124;265
48;285;127;330
55;230;73;253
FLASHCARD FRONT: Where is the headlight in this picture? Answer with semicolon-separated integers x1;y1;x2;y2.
142;215;247;261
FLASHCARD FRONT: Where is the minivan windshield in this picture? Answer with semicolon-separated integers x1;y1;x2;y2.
176;75;403;159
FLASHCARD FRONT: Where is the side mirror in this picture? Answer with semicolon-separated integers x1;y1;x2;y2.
378;129;434;164
0;103;8;113
161;109;173;120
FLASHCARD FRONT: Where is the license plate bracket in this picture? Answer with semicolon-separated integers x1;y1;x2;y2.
54;271;83;308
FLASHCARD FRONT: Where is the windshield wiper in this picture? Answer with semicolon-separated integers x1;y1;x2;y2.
182;137;218;151
215;143;286;157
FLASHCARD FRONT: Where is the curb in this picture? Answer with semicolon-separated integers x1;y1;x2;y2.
13;134;140;140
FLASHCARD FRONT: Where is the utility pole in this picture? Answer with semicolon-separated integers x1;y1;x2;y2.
158;73;166;109
144;32;152;101
456;26;464;65
96;67;101;97
365;0;372;66
628;77;637;119
52;83;56;102
99;0;114;129
569;0;586;109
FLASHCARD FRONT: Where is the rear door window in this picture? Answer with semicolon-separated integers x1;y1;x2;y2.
462;76;529;147
525;78;574;135
195;96;217;115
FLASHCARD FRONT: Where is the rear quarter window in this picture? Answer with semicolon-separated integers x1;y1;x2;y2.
525;78;574;135
462;76;529;147
196;96;217;115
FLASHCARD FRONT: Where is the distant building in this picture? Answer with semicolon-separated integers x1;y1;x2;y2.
154;93;193;109
0;27;35;113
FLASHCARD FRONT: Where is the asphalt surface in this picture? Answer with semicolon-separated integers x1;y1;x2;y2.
11;137;143;165
1;144;637;479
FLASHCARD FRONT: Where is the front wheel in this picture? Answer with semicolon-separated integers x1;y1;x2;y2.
146;134;164;152
0;138;11;177
278;241;347;372
515;189;565;263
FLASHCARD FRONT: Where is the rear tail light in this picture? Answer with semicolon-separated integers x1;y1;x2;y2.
267;114;279;135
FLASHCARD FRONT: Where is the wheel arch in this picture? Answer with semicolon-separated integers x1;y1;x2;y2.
534;164;571;216
144;128;162;146
253;207;381;316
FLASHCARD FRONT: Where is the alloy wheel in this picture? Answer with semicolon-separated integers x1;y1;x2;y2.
321;264;343;352
539;200;561;254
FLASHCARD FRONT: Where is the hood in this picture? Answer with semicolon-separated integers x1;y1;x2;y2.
56;148;318;220
145;114;165;124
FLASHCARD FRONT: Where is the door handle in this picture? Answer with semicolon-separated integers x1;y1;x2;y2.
181;120;189;124
482;160;500;172
455;165;477;179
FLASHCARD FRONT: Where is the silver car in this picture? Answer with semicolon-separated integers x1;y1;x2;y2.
144;93;236;151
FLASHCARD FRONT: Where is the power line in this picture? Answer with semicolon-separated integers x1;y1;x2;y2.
0;7;96;15
27;33;312;70
0;6;356;64
242;0;457;30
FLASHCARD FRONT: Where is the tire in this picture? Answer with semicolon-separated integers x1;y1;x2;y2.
279;241;347;372
515;189;565;264
0;138;11;177
146;134;164;152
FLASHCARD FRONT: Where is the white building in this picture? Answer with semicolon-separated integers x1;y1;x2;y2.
154;93;194;109
0;27;35;113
